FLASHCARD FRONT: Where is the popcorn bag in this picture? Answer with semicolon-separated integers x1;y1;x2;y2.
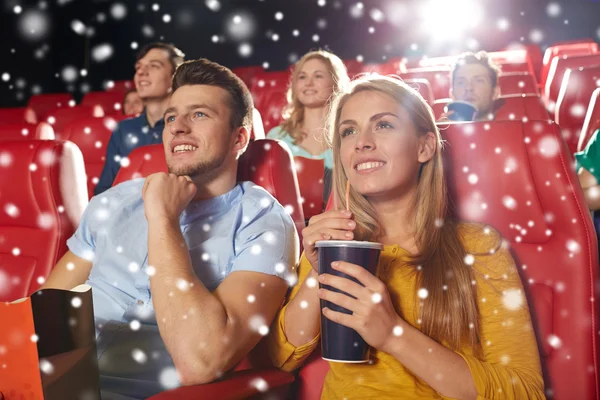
0;285;100;400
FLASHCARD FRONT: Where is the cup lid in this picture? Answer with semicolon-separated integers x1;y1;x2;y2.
315;240;383;250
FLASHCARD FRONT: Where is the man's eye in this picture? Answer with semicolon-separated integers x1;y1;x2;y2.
166;116;176;123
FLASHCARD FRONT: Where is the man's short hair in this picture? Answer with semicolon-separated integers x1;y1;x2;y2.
451;52;501;88
136;42;185;74
172;59;253;131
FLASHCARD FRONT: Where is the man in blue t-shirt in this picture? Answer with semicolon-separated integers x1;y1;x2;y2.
42;58;298;398
94;42;185;195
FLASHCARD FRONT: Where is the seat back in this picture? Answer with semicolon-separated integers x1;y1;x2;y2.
440;120;599;400
579;88;600;151
294;157;325;220
0;107;27;126
45;105;105;138
62;116;121;198
0;140;88;301
403;78;435;105
542;42;598;87
259;90;288;133
81;91;124;115
112;140;305;234
106;80;134;93
400;67;451;100
555;65;600;153
232;66;266;88
27;93;74;121
544;54;600;110
297;120;600;400
498;72;538;96
0;123;55;140
250;71;289;112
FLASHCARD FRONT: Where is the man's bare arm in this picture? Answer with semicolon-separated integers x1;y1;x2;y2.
148;218;289;385
40;251;93;290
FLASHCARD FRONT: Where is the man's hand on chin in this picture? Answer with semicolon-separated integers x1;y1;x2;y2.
142;173;197;222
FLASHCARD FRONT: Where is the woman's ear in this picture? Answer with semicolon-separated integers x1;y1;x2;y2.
418;132;436;163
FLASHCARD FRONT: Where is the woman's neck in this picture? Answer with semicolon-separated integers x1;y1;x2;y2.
301;106;328;135
370;190;417;247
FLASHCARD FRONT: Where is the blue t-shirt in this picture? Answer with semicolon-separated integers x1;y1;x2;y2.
267;125;334;169
68;179;298;331
94;111;165;195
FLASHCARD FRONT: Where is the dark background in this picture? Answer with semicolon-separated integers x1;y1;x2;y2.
1;0;599;107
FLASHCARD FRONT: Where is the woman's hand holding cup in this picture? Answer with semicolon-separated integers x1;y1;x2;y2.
302;210;356;272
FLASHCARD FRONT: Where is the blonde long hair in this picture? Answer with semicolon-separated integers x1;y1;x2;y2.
329;76;482;355
280;50;350;143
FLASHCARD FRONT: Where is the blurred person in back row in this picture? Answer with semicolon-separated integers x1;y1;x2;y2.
268;75;544;399
42;58;297;399
123;88;144;116
94;42;185;195
441;52;502;121
267;50;350;204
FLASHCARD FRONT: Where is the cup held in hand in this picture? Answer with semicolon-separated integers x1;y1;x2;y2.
446;101;477;121
316;240;383;363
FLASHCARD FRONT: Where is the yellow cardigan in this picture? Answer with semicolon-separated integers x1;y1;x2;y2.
267;223;545;399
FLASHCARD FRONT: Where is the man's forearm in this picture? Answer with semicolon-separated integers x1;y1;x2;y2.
147;217;237;384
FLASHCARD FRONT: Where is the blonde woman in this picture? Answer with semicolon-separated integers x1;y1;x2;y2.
267;76;545;399
267;50;350;170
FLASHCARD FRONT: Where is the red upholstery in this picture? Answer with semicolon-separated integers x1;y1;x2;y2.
0;140;88;301
250;71;289;111
542;42;598;88
342;59;364;78
506;44;544;83
112;140;305;235
555;66;600;153
232;65;266;88
440;120;599;399
106;80;134;93
259;90;287;133
579;88;600;151
498;73;538;96
403;78;435;105
81;91;124;115
544;53;600;110
294;157;325;220
0;107;27;126
0;122;55;140
400;67;451;100
431;95;550;122
147;368;294;400
27;93;74;121
45;105;105;137
62;116;121;198
361;62;397;76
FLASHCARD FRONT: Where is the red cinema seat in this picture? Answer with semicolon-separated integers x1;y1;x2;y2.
112;139;305;235
232;66;266;89
544;53;600;111
45;105;105;138
0;140;88;302
250;71;289;111
361;62;397;76
289;120;600;400
62;116;121;198
342;59;364;78
439;120;599;400
0;122;55;140
259;90;288;133
400;67;451;100
506;44;544;83
579;88;600;152
555;65;600;153
106;80;134;93
403;78;435;105
431;95;550;122
27;93;74;121
294;157;325;220
542;42;598;88
0;107;27;126
81;91;124;115
498;73;538;96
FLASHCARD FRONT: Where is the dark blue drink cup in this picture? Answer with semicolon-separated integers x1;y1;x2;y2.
316;240;383;363
446;101;477;121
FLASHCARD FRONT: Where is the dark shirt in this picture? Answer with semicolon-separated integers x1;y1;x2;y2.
94;111;164;195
